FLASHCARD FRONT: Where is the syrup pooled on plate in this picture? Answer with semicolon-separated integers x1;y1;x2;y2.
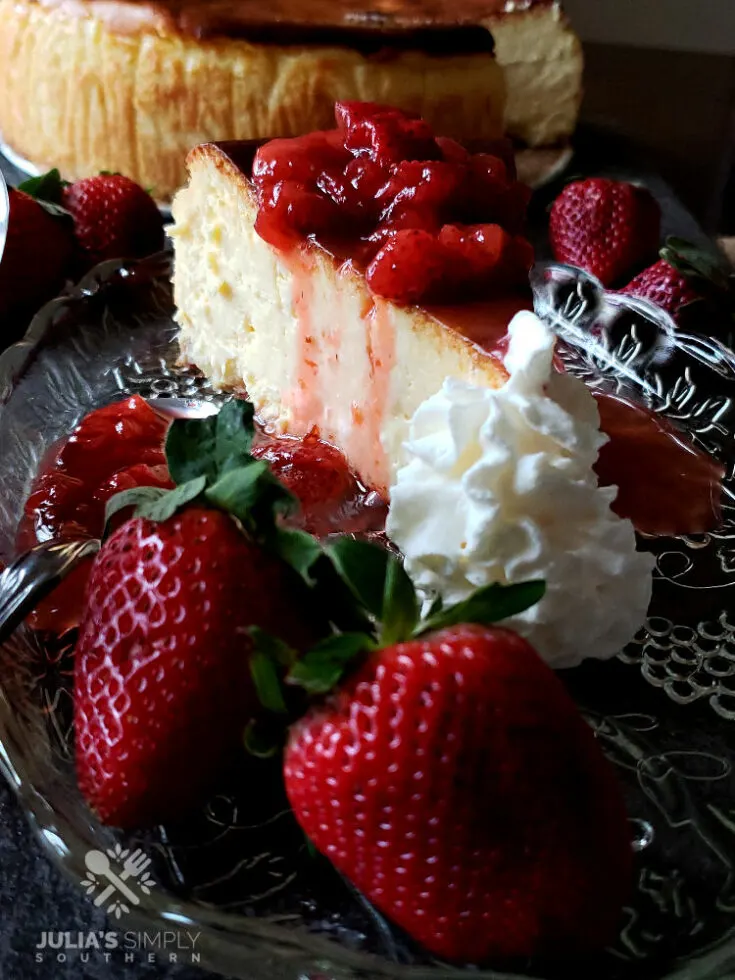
20;396;384;634
252;102;534;306
594;393;724;537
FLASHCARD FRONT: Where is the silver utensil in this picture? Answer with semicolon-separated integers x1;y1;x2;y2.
0;538;100;645
0;170;9;269
0;396;221;645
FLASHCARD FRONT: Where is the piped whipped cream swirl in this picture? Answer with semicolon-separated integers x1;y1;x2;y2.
387;310;654;669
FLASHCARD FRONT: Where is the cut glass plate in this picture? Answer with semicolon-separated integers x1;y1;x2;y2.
0;254;734;980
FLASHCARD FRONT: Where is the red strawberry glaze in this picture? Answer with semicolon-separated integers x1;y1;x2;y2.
594;393;724;536
19;397;384;635
17;396;171;552
252;103;534;307
253;430;387;537
17;396;173;634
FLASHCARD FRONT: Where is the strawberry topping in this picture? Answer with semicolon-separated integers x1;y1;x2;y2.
252;431;385;536
252;102;534;305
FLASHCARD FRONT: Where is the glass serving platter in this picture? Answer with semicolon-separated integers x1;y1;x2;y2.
0;253;735;980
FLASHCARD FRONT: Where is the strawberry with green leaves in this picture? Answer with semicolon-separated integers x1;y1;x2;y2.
621;236;734;329
17;167;164;272
73;397;632;962
74;400;326;829
250;541;633;963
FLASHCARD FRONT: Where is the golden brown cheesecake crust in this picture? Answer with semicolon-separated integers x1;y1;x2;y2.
27;0;554;46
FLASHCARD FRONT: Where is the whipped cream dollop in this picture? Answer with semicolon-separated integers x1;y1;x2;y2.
386;311;654;669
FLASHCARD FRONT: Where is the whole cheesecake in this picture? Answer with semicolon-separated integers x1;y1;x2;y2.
0;0;581;201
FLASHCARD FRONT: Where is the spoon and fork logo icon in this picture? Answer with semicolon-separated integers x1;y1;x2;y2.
81;845;154;917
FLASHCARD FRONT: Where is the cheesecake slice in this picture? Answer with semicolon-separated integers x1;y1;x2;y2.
172;140;518;492
487;2;583;148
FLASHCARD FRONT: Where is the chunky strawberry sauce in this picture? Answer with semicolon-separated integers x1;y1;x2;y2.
252;102;534;306
20;396;383;634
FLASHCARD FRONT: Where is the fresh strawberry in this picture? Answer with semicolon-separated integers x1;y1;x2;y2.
620;236;734;328
622;258;701;319
74;400;325;828
550;178;661;286
0;183;74;325
274;541;632;962
62;173;164;265
76;508;317;828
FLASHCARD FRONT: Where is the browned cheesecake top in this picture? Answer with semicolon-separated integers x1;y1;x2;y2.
35;0;555;51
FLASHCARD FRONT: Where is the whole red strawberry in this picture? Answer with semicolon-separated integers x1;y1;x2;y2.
62;173;164;265
550;178;661;286
622;258;700;321
74;400;324;827
620;237;733;328
281;543;632;962
75;508;316;827
0;187;74;325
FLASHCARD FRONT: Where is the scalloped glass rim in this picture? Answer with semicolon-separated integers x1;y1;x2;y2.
0;255;734;980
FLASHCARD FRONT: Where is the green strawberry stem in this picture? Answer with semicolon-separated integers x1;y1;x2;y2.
264;537;545;702
103;398;546;740
105;398;298;536
660;236;733;294
18;169;72;219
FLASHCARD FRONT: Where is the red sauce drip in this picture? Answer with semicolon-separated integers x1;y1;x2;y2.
594;393;724;537
20;398;385;635
251;102;533;307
